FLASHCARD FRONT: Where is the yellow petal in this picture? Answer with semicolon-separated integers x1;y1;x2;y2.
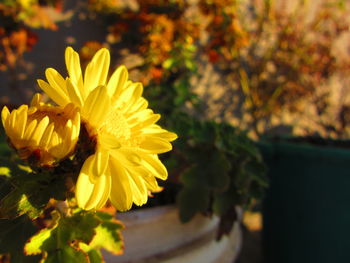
65;47;85;97
107;65;128;98
124;164;159;191
146;178;161;192
66;78;83;107
50;131;60;147
84;48;110;93
128;169;148;206
109;158;133;211
37;79;69;106
82;85;111;127
92;150;109;181
142;172;160;192
45;68;68;98
130;114;161;132
140;154;168;180
8;110;17;132
143;125;178;141
54;120;73;158
30;93;42;107
31;117;49;145
153;131;178;142
16;105;28;138
76;156;95;208
95;171;111;209
86;174;110;210
71;112;81;139
127;109;154;123
116;82;143;109
23;119;37;140
76;155;111;210
39;122;54;149
99;133;121;150
111;148;141;166
139;136;172;154
1;106;10;132
128;97;148;114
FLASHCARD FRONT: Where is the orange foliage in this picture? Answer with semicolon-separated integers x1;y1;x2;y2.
0;23;38;70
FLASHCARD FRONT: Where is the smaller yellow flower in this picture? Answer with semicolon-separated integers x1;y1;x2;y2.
1;94;80;166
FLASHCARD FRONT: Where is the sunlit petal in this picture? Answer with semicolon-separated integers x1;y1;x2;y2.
37;79;69;106
82;85;111;127
109;158;133;211
84;48;110;93
107;65;128;98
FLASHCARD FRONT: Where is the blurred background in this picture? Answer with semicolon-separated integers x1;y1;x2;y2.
1;0;350;262
2;0;350;139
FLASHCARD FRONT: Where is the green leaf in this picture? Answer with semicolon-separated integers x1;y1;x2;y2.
25;211;100;262
193;121;217;144
79;243;104;263
181;149;230;191
0;173;50;219
173;115;268;228
0;215;40;262
0;170;68;219
213;187;237;216
180;165;204;187
0;175;13;200
206;151;230;190
0;143;11;157
0;157;32;178
90;212;124;255
172;112;194;138
0;188;47;219
24;224;52;255
95;211;114;221
177;186;210;222
42;246;89;263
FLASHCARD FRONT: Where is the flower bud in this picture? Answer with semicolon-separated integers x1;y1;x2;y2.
1;94;80;166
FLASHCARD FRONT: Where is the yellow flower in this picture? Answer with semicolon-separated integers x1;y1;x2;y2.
19;0;34;8
38;47;177;211
1;94;80;166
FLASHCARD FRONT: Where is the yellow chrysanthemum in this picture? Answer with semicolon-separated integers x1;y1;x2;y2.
1;94;80;166
38;47;177;211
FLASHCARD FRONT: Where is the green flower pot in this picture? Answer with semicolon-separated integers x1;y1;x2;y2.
258;139;350;263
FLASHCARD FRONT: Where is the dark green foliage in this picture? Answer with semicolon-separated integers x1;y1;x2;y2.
0;165;68;220
0;215;40;262
24;211;123;263
24;211;99;262
89;212;124;255
167;113;267;238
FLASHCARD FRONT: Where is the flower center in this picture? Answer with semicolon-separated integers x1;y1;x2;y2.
100;108;131;145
